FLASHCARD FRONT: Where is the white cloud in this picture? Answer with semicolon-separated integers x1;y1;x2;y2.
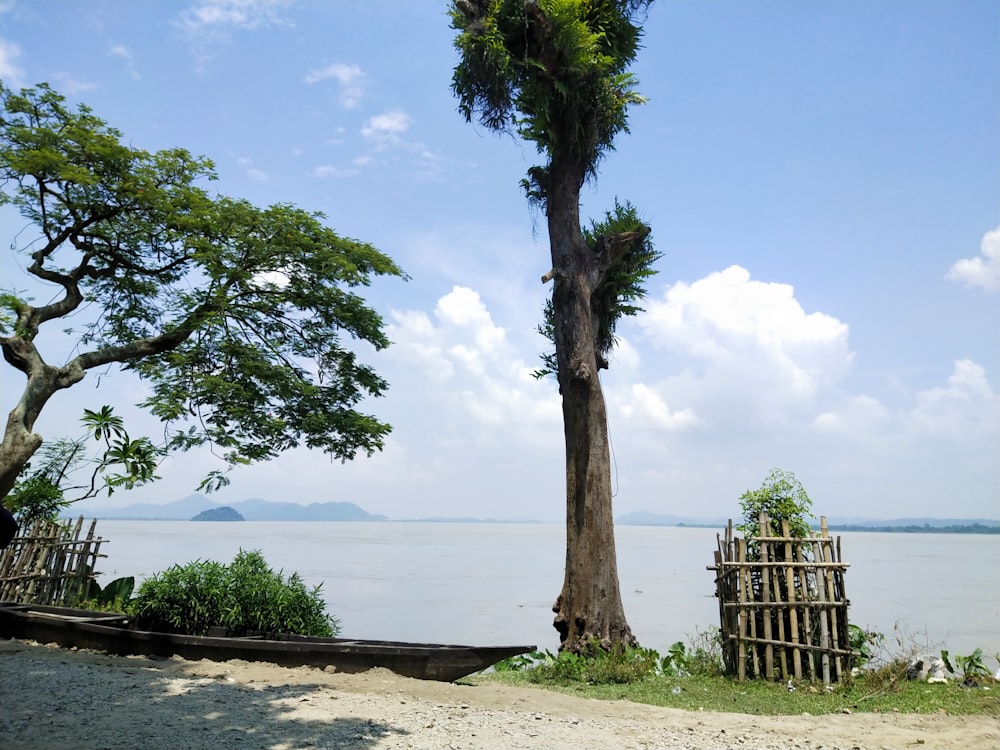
811;394;890;435
0;37;26;88
304;62;365;109
634;265;852;425
907;359;998;440
388;286;558;433
178;0;293;35
175;0;293;67
946;226;1000;292
109;45;141;80
236;156;267;181
49;72;97;95
614;383;699;431
361;109;412;146
55;266;995;522
309;164;360;179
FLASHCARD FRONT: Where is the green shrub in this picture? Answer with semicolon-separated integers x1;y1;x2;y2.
128;549;338;637
524;641;661;685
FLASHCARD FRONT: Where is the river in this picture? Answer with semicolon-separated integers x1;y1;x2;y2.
93;521;999;663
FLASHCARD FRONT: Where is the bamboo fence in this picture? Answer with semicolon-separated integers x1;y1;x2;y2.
708;513;853;684
0;516;106;606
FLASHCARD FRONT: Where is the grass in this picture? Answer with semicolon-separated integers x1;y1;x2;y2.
468;640;1000;716
471;669;1000;716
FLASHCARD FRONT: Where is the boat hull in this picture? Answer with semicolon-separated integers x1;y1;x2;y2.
0;603;534;682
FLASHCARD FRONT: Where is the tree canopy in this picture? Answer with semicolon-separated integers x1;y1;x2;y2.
0;82;406;501
452;0;650;194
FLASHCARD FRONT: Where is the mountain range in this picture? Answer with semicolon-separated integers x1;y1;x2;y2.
70;496;998;528
74;495;387;522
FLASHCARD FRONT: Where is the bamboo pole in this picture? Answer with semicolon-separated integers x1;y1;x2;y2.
812;526;832;686
736;536;749;681
757;513;775;680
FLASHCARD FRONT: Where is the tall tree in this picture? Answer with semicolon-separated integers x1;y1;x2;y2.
451;0;658;651
0;83;406;503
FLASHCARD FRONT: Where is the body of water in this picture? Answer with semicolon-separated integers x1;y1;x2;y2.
94;521;999;662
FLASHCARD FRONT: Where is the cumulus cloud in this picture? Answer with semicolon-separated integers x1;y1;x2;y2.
811;394;891;436
304;62;365;108
66;267;995;521
387;286;558;433
946;226;1000;292
907;359;998;440
633;266;852;428
0;37;26;88
615;383;699;431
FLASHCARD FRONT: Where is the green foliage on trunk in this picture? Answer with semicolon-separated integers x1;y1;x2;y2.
534;199;660;378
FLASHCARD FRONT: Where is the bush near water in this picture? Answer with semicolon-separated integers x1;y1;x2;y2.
127;549;338;637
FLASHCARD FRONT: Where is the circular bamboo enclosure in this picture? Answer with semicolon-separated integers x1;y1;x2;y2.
708;513;855;684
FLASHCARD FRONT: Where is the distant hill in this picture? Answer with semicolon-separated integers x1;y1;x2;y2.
191;506;244;522
73;495;387;522
407;516;541;524
616;510;1000;533
616;511;727;527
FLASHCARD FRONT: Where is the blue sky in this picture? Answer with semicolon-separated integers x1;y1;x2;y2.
1;0;997;522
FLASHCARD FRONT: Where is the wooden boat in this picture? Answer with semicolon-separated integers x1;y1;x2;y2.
0;603;535;682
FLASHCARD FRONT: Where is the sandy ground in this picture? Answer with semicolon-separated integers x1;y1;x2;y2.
1;638;997;750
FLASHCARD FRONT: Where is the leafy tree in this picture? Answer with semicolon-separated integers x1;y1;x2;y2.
451;0;657;652
0;83;406;504
736;468;815;560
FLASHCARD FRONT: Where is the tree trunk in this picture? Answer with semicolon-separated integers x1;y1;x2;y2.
547;161;636;653
0;339;82;502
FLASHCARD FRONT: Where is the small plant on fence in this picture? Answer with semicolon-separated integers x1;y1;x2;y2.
848;624;885;669
736;468;815;561
127;549;339;637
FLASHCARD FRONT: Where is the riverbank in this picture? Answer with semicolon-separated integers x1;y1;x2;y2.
1;639;996;749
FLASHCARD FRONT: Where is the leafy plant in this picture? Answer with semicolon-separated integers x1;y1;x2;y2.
78;576;136;612
848;624;885;669
4;470;67;526
513;641;663;685
737;468;815;560
941;648;992;683
127;549;338;637
492;651;541;672
658;640;690;676
666;628;725;677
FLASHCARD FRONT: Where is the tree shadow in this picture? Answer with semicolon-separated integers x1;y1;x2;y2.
0;646;412;749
